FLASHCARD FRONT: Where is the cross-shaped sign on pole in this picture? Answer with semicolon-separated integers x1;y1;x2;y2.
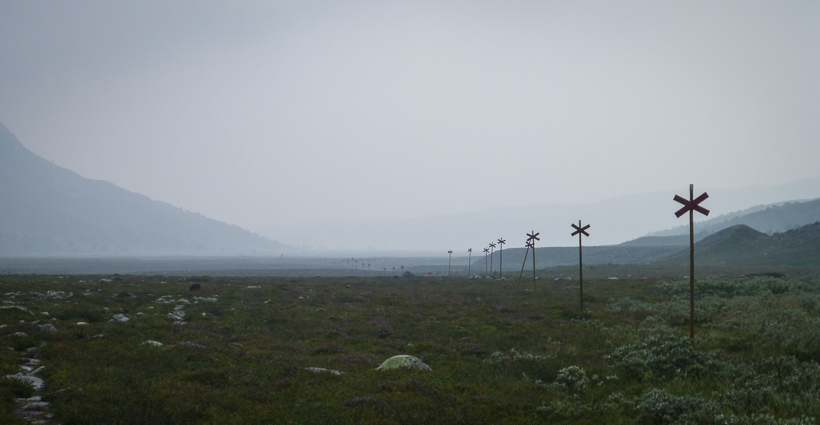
571;221;591;311
489;242;497;276
448;250;453;276
518;240;533;289
467;248;472;276
497;238;506;279
483;247;489;275
674;184;710;343
527;231;540;293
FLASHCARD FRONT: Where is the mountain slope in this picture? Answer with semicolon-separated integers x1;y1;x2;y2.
658;223;820;268
0;121;289;256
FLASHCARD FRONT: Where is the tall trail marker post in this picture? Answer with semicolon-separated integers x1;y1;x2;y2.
489;242;496;275
447;250;453;276
518;240;533;289
527;231;540;294
497;238;506;278
674;184;710;342
571;221;590;311
467;248;472;276
483;248;489;275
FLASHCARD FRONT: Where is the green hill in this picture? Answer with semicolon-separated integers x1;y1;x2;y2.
658;223;820;269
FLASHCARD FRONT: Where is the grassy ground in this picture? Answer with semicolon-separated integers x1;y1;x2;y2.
1;272;819;424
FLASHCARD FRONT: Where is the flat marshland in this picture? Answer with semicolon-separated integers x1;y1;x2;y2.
2;273;820;424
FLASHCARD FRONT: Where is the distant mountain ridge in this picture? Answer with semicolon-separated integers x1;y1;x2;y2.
621;198;820;247
0;121;289;256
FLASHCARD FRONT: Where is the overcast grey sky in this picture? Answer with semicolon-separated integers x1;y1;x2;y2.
1;1;818;246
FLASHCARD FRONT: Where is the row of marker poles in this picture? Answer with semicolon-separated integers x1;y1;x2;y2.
449;184;708;343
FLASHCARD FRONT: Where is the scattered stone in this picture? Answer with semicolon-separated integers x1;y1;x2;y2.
176;298;191;304
46;290;70;299
174;304;186;311
141;340;163;347
83;288;103;296
117;291;137;298
40;312;50;316
12;332;28;337
23;401;50;410
1;305;33;314
6;373;45;391
99;278;113;283
305;367;344;375
112;314;129;323
37;324;58;333
195;297;218;303
246;285;261;289
76;322;89;326
375;355;432;371
179;341;205;349
0;324;7;329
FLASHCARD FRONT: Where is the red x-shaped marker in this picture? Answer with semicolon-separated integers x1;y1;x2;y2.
674;192;710;218
571;223;591;237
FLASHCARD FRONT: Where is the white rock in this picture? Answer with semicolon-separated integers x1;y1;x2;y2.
141;340;163;347
112;314;129;323
76;322;89;326
6;373;45;391
305;367;344;375
23;401;50;410
38;324;58;332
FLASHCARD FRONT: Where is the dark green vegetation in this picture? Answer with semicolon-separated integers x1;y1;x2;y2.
2;273;820;424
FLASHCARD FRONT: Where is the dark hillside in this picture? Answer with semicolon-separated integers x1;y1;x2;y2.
658;223;820;269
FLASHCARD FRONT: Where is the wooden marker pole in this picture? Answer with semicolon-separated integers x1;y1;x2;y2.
527;231;540;294
674;184;710;342
498;239;503;278
518;240;532;290
571;220;591;311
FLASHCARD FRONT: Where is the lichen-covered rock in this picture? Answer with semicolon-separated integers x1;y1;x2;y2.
375;355;432;371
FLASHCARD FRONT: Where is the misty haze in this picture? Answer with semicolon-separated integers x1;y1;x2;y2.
1;2;819;424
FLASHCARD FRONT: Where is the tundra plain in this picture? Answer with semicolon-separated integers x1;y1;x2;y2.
2;271;820;424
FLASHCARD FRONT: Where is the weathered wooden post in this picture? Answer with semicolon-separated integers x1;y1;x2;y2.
483;247;489;275
571;220;591;311
497;238;506;278
518;240;533;290
467;248;473;276
447;250;453;276
527;231;540;293
673;184;710;342
489;242;496;276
